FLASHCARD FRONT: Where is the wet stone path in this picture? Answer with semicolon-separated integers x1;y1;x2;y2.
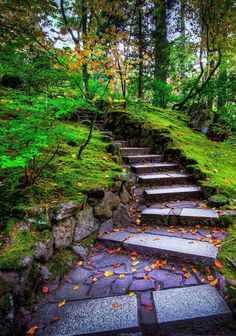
25;117;234;336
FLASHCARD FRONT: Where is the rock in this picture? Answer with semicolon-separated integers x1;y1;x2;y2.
0;293;15;336
99;219;113;234
112;203;131;228
208;194;228;207
36;264;51;281
22;256;34;269
53;217;76;248
87;188;105;206
94;192;120;220
119;186;130;205
72;245;88;260
34;238;54;262
190;106;214;134
74;207;97;242
49;202;79;222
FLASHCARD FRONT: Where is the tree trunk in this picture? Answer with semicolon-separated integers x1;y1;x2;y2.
153;0;168;108
138;0;144;98
82;0;90;99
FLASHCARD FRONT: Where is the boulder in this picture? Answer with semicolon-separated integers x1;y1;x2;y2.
112;203;131;228
49;202;79;222
72;245;88;260
52;217;76;248
34;238;54;262
74;207;97;242
98;219;113;234
35;264;51;281
87;188;105;206
94;191;120;220
119;186;130;205
208;194;228;208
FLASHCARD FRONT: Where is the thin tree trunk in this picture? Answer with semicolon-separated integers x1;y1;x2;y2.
82;0;90;99
153;0;168;108
138;0;144;98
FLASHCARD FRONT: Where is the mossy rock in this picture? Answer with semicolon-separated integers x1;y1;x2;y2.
208;194;228;208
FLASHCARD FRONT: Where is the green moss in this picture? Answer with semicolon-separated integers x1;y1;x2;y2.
38;229;52;242
46;248;77;281
0;229;37;270
218;221;236;281
210;194;228;202
81;232;97;248
123;104;236;205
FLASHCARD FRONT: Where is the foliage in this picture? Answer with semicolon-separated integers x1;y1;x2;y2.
46;248;77;280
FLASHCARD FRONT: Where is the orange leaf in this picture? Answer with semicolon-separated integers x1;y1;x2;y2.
26;326;39;335
87;259;93;265
145;305;154;311
50;317;60;324
113;303;120;308
183;272;191;279
42;286;49;293
215;259;223;268
130;251;138;258
210;278;219;286
207;275;214;282
73;285;80;291
58;300;66;308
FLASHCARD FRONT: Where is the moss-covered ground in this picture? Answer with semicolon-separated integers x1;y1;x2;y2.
125;104;236;207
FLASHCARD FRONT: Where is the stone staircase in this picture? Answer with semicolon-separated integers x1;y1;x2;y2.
27;113;233;336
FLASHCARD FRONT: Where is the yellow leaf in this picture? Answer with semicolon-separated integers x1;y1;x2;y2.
136;219;141;225
210;278;218;286
104;270;114;277
118;274;126;279
93;277;98;282
128;292;135;297
58;299;66;308
73;285;80;291
131;268;137;273
26;326;39;335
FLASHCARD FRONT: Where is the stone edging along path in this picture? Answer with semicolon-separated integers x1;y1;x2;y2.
25;111;234;336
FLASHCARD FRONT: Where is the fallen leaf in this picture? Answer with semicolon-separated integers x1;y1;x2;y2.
87;259;93;265
130;251;138;258
131;261;140;266
207;275;214;281
113;263;121;268
153;237;160;241
136;219;141;225
131;268;137;273
104;270;114;277
50;317;60;324
215;259;223;268
42;286;49;293
77;182;83;187
58;299;66;308
183;272;191;279
78;261;83;266
191;267;197;273
113;303;120;308
144;266;152;272
73;285;80;291
26;326;39;335
210;278;219;286
92;277;98;282
145;305;154;311
128;292;135;297
118;274;126;279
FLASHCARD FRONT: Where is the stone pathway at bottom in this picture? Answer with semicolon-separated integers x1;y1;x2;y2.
25;124;235;336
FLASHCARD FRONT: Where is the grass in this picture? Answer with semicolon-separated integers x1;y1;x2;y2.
125;104;236;206
46;248;77;281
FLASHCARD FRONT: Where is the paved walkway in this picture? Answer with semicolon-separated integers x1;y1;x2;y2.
25;115;234;336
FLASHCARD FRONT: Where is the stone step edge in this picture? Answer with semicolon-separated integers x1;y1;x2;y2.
99;230;218;264
142;207;219;219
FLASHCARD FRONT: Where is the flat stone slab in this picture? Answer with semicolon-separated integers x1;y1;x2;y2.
38;295;140;335
145;186;202;195
123;232;218;264
139;172;191;180
181;208;219;219
153;285;232;326
99;230;131;243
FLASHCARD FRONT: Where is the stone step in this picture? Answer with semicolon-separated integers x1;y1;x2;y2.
99;230;218;265
153;285;232;335
138;172;192;186
123;154;163;164
100;130;113;137
36;295;140;335
113;140;129;147
121;147;151;156
142;207;219;226
131;163;179;174
144;186;203;202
